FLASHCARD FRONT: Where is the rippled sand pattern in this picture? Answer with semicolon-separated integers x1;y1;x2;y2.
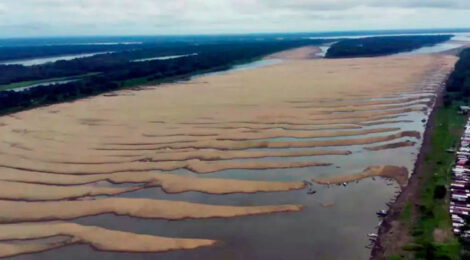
0;51;457;257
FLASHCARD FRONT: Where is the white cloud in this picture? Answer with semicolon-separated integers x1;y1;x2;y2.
0;0;469;37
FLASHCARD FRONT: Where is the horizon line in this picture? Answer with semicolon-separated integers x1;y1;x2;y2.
1;27;470;40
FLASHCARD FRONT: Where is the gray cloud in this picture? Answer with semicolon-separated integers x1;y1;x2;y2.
0;0;469;37
254;0;470;11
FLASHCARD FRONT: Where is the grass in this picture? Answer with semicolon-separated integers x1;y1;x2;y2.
402;202;412;220
408;104;465;259
401;202;412;224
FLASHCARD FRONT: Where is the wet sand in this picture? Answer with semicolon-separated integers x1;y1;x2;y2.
0;222;216;258
312;165;409;188
365;141;416;151
0;198;302;223
265;46;321;60
0;50;458;258
0;168;306;195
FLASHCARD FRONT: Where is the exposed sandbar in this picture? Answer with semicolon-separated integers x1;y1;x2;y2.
94;131;420;151
0;222;216;258
0;181;137;201
213;127;399;141
265;46;321;60
359;120;414;126
190;123;362;131
0;159;331;174
5;149;351;165
0;169;306;194
291;97;423;109
0;198;303;223
364;141;416;151
308;101;430;113
312;165;409;188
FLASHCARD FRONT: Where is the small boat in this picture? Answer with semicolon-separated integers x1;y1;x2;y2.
376;210;388;217
447;148;457;153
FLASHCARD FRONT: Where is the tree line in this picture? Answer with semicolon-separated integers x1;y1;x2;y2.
446;48;470;97
325;35;452;58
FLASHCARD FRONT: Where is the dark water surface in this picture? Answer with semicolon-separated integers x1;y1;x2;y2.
11;178;397;260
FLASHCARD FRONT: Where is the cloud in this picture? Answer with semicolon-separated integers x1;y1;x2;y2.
0;0;469;37
0;3;6;15
254;0;470;11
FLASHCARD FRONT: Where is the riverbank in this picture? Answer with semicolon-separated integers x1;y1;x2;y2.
371;83;466;259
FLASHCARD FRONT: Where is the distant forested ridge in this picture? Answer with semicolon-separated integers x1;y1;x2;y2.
446;48;470;96
325;35;452;58
0;39;326;114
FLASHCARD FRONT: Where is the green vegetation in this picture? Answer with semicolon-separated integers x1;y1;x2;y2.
390;105;464;260
325;35;452;58
386;48;470;260
401;202;412;222
447;49;470;96
410;104;465;260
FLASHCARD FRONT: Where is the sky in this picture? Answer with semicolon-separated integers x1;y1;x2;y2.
1;0;470;38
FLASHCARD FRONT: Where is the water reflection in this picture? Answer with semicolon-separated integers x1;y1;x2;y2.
11;79;79;92
396;42;463;56
0;52;112;66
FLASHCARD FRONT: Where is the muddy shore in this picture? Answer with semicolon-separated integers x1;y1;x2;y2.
369;77;446;259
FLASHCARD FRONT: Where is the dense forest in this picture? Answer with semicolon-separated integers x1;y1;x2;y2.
446;48;470;97
0;44;144;62
0;39;325;114
325;35;452;58
0;39;329;85
0;34;329;62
